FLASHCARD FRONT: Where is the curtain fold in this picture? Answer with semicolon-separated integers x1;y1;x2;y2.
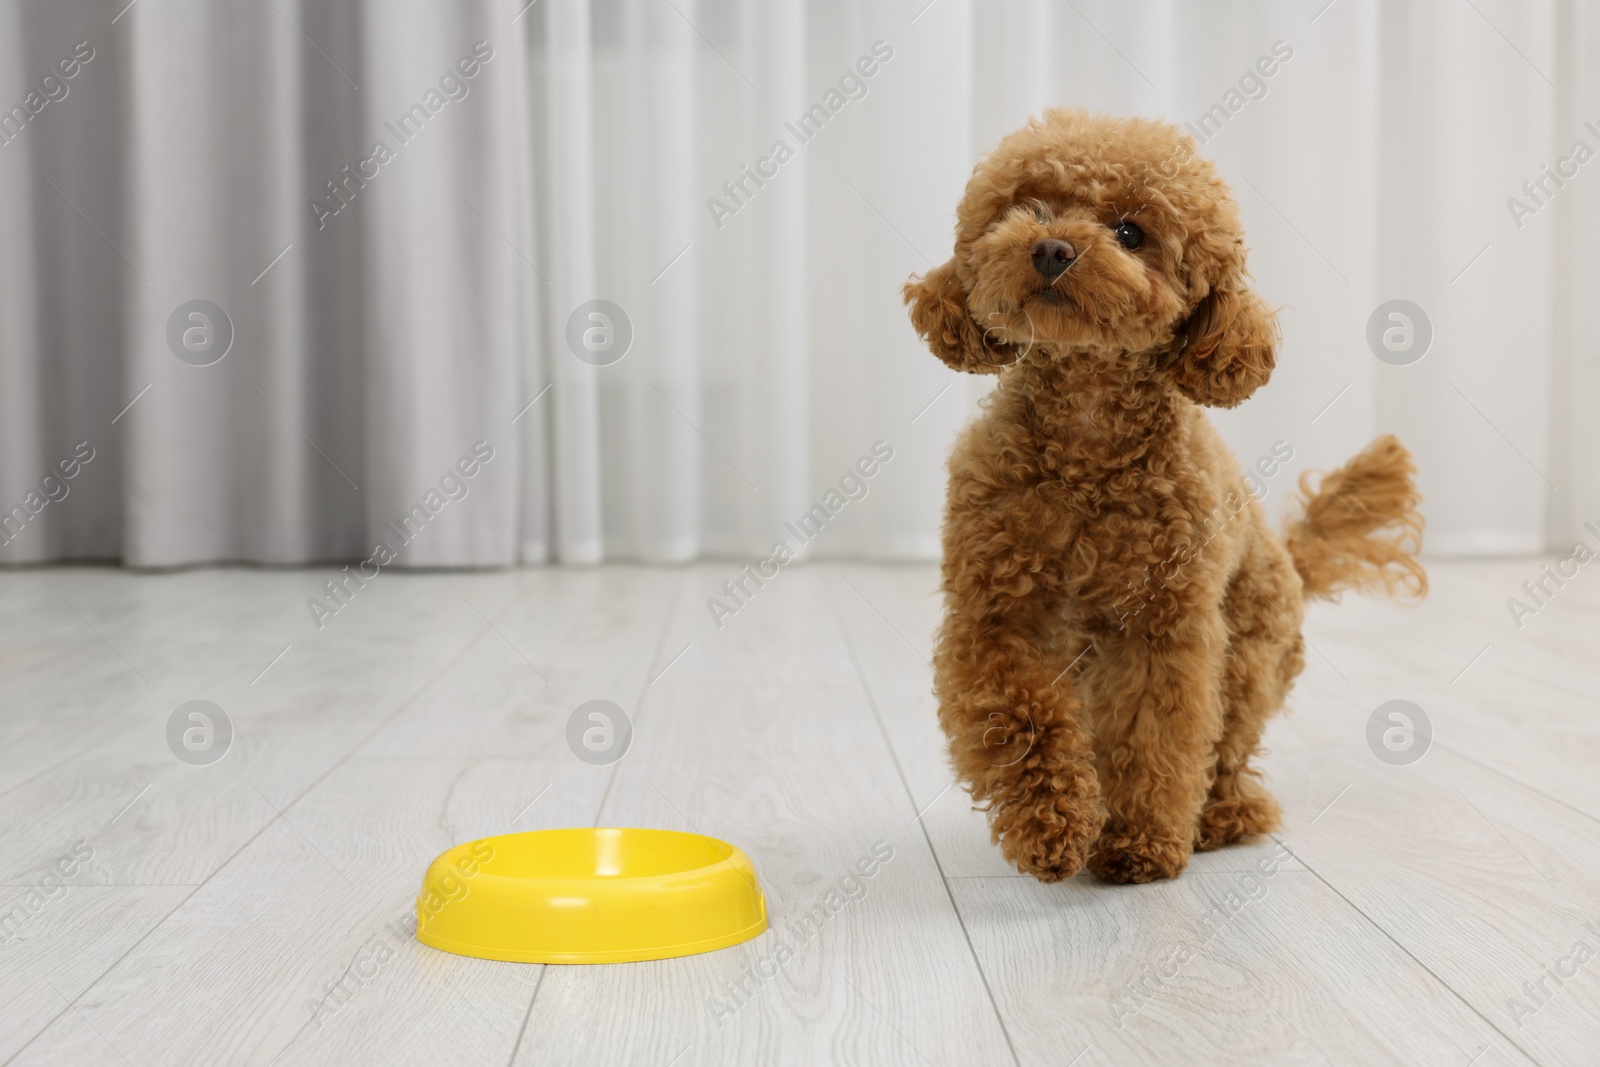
1;0;530;567
0;0;1596;567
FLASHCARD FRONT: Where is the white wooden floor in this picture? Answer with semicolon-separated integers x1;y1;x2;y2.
1;560;1597;1066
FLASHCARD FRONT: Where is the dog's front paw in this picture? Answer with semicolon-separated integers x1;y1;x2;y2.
991;789;1104;883
1088;825;1192;884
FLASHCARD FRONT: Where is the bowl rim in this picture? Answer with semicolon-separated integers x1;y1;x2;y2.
440;826;757;885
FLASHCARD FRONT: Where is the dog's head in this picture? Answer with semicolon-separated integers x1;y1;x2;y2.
903;109;1276;408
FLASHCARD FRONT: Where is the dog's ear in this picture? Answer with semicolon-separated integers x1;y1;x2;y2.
1162;280;1277;408
903;259;1013;374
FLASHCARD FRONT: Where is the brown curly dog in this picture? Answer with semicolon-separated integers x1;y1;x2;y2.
903;109;1426;884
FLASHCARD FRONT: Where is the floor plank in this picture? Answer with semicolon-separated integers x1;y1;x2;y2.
522;565;1015;1066
2;559;1597;1065
1267;743;1600;1067
953;869;1533;1067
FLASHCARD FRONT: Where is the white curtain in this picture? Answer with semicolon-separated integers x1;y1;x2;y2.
0;0;528;567
2;0;1596;567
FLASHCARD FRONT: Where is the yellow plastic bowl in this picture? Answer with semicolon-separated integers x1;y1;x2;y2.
414;828;767;964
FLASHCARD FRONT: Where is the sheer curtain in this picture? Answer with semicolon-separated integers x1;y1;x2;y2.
0;0;528;567
535;0;1600;561
1;0;1595;567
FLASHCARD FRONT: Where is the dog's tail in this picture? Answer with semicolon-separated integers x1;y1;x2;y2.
1284;434;1427;602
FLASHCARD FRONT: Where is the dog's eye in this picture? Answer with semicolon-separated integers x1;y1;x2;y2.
1113;220;1145;250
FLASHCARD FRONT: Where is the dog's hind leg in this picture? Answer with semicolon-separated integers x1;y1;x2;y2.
935;555;1104;882
1197;537;1304;851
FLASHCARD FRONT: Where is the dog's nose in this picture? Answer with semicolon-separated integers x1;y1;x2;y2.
1030;238;1076;281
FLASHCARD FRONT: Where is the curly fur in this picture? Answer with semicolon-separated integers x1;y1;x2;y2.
1287;435;1428;601
903;109;1427;884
